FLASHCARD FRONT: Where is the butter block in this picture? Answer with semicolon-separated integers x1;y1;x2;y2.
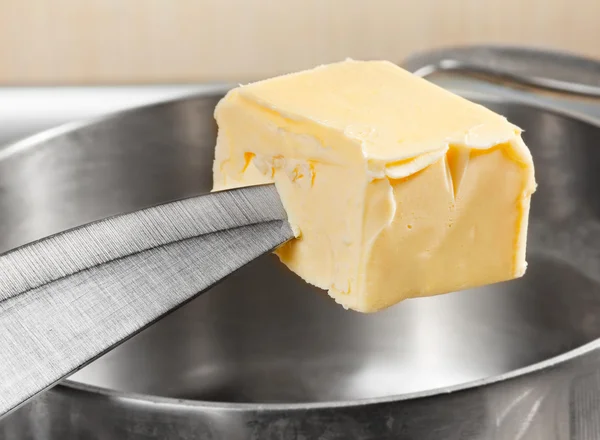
213;60;536;313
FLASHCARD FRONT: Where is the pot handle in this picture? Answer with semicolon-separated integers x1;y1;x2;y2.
402;45;600;98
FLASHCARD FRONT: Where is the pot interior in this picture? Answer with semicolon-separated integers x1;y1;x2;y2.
2;92;600;403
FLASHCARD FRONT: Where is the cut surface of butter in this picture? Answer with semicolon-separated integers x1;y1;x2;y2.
213;60;536;313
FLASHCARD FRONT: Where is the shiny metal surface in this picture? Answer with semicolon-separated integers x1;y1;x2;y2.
2;84;600;438
404;45;600;97
0;172;291;417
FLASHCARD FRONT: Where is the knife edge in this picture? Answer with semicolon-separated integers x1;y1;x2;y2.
0;183;290;302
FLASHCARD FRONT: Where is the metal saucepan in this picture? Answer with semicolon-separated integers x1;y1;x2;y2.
2;47;600;439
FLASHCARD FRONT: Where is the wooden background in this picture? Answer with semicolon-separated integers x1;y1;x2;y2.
1;0;599;84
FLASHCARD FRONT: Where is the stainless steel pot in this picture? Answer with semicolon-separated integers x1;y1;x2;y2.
3;47;600;439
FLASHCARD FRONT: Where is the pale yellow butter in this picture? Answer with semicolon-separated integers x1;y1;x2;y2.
213;60;536;312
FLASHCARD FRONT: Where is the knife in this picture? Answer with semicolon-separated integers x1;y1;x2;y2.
0;146;294;417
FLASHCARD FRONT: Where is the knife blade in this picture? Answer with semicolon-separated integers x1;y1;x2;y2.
0;183;294;418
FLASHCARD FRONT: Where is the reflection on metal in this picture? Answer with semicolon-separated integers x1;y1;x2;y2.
3;52;600;436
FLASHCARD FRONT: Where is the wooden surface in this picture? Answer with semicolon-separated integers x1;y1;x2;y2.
1;0;599;84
